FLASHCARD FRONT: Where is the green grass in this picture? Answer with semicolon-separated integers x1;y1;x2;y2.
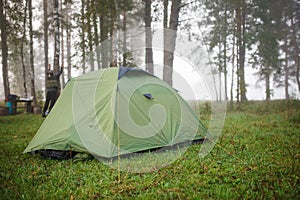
0;101;299;199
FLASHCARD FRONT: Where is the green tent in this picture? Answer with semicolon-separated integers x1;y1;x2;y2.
24;66;207;158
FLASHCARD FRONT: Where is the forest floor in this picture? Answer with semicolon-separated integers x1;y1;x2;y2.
0;100;299;199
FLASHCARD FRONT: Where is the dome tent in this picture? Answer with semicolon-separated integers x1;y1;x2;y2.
24;66;207;158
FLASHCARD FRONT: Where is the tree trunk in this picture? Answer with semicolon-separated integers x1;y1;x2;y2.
163;0;181;86
87;0;95;71
60;0;65;87
223;2;228;101
21;0;28;97
163;0;168;54
92;0;100;69
236;0;246;102
29;0;37;106
43;0;49;93
218;42;222;102
145;0;154;74
265;64;271;101
239;0;247;101
54;0;60;73
163;0;168;30
109;0;117;67
100;15;108;68
290;16;300;93
99;1;109;68
218;70;222;102
236;33;240;103
211;69;219;102
230;23;236;109
81;0;86;73
283;19;289;100
163;0;169;83
0;0;10;97
123;10;127;66
66;2;71;81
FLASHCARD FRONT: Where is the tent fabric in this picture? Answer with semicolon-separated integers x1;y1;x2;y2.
24;67;207;158
118;66;153;79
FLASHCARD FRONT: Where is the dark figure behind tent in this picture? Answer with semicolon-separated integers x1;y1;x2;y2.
43;66;63;117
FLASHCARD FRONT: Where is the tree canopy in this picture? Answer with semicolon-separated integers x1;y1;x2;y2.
0;0;299;102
